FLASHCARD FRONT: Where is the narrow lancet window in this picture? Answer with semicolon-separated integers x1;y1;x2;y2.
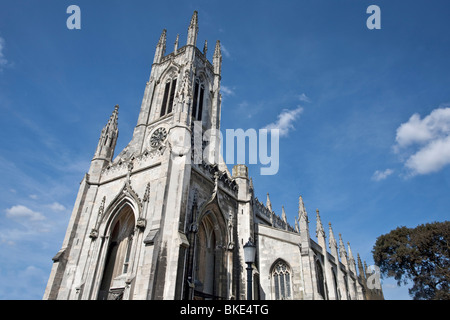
192;79;204;121
160;78;177;117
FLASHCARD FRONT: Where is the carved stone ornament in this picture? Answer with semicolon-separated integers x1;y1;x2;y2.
89;228;99;239
136;217;146;229
150;127;168;148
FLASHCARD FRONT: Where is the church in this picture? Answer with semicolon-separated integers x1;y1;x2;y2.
43;11;383;300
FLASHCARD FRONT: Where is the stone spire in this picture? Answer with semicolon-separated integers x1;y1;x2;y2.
315;209;325;239
213;40;222;76
338;233;348;262
298;196;307;221
328;222;337;250
203;39;208;56
153;29;167;64
282;206;287;230
357;254;366;281
89;105;119;181
347;241;358;282
266;193;272;212
174;34;179;54
298;196;311;248
249;177;254;192
347;241;355;265
93;105;119;162
315;209;327;251
187;11;199;46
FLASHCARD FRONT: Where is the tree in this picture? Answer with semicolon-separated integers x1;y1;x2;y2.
372;221;450;300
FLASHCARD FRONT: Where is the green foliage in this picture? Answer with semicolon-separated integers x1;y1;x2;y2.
372;221;450;300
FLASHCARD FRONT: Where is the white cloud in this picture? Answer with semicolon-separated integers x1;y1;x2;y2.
5;205;46;221
404;135;450;175
262;106;303;137
395;108;450;148
372;168;394;181
47;202;66;212
394;107;450;176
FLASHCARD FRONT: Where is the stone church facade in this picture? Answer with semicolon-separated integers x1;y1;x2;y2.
44;12;383;301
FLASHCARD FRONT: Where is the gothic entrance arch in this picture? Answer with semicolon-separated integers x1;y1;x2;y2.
97;203;135;300
192;208;228;300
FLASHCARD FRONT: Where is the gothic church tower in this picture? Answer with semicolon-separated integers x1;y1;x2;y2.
44;11;383;301
44;11;242;300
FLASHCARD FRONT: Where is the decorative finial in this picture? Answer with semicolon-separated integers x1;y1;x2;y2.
203;39;208;56
174;34;179;53
315;208;325;238
266;193;272;212
213;40;222;75
187;11;199;46
281;206;287;222
338;233;347;259
328;222;337;249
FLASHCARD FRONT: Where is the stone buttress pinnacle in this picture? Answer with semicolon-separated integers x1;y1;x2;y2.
213;40;222;75
266;193;272;212
328;222;337;249
298;196;308;221
339;233;348;259
187;11;199;46
315;209;325;238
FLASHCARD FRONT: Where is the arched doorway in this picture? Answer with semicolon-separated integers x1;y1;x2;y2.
98;204;135;300
192;210;227;300
195;214;216;296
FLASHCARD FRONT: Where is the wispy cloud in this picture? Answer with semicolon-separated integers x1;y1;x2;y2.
221;43;231;58
372;168;394;181
221;85;235;97
393;106;450;176
298;93;311;103
262;106;303;137
0;36;9;71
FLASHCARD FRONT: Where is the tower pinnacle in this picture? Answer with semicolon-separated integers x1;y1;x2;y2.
266;193;272;212
153;29;167;64
315;209;325;238
187;11;199;46
93;105;119;161
328;222;337;249
213;40;222;75
339;233;348;260
298;196;307;220
89;105;119;180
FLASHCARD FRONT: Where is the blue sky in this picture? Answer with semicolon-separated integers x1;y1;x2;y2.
1;0;449;300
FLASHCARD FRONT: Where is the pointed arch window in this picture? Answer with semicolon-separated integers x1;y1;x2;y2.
160;77;177;117
315;260;327;299
271;260;291;300
332;268;339;300
192;79;205;121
